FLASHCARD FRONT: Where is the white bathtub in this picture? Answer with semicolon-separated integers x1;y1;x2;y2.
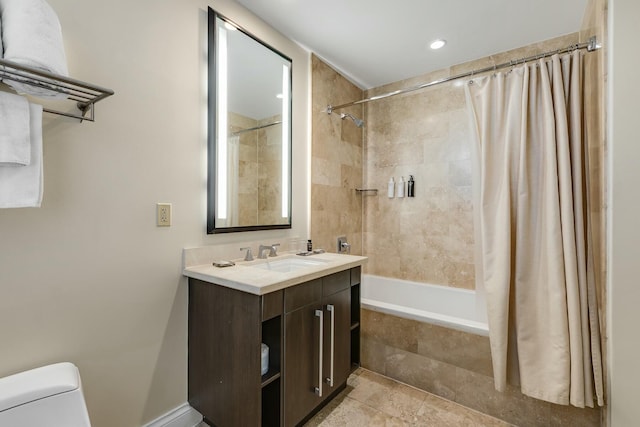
360;274;489;336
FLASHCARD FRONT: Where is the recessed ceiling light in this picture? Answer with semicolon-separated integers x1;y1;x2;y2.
430;39;446;50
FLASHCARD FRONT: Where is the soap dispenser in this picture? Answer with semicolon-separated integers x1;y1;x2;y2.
387;177;395;198
408;175;415;197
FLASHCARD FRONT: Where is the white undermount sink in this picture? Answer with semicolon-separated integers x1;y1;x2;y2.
247;257;330;273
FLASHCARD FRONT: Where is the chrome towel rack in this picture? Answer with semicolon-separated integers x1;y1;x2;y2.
0;57;114;122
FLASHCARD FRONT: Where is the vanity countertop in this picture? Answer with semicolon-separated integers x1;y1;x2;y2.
183;252;367;295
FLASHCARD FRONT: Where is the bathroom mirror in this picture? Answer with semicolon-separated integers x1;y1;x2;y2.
207;8;292;234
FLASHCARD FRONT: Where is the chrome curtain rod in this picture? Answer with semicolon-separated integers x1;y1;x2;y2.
327;36;600;114
230;120;282;136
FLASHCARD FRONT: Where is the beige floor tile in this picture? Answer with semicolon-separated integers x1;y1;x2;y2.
305;368;512;427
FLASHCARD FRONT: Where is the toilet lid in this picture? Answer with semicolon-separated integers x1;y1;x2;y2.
0;362;79;412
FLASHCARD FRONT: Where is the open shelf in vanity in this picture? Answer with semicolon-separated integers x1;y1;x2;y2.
350;266;361;371
260;292;283;426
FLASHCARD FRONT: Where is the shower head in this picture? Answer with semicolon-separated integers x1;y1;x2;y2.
325;105;365;128
339;112;365;128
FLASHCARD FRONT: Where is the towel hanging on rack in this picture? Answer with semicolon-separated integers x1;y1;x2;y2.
0;91;31;166
0;16;3;58
0;0;69;99
0;102;43;208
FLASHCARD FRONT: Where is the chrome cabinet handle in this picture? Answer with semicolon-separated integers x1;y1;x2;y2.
314;309;323;397
325;304;335;387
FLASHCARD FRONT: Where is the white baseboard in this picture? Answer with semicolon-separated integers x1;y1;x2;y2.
142;403;203;427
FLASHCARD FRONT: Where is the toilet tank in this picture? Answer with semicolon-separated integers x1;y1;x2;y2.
0;362;91;427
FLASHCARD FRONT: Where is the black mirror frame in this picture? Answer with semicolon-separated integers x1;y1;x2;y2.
207;8;293;234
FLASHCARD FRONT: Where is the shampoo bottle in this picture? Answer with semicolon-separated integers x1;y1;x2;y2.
387;177;395;198
397;176;405;198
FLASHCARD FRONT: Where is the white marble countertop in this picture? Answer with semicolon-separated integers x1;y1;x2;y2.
183;252;367;295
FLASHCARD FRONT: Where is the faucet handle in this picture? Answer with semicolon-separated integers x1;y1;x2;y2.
269;243;280;257
240;247;253;261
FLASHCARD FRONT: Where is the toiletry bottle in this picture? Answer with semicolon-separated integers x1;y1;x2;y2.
307;239;313;252
397;176;405;198
408;175;415;197
388;177;395;198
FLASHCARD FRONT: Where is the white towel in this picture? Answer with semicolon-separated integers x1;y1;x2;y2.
0;0;68;99
0;91;31;166
0;102;43;208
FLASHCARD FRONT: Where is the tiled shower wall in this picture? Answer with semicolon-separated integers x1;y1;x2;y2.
310;55;363;254
363;67;475;288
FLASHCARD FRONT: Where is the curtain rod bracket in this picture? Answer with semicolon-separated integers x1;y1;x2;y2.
587;36;600;52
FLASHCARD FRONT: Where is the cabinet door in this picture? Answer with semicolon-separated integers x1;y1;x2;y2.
322;287;351;397
284;304;323;427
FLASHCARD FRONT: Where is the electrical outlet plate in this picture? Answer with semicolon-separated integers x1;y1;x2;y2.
157;203;171;226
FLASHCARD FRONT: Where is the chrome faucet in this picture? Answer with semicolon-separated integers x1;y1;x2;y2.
258;243;280;259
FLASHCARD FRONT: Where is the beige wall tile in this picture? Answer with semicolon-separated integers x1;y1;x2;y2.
310;55;363;253
361;309;602;426
415;322;493;377
384;348;458;401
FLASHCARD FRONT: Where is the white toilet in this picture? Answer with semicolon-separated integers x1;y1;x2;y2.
0;362;91;427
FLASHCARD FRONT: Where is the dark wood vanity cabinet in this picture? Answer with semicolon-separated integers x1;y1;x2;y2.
188;266;361;427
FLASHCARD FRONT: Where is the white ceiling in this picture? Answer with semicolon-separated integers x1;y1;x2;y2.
236;0;589;89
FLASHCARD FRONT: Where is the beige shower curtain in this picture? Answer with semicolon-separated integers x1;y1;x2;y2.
465;52;604;407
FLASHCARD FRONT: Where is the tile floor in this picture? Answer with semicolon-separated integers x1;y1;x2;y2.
304;368;513;426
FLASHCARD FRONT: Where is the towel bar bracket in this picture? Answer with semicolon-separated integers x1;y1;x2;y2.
43;103;95;122
77;102;95;122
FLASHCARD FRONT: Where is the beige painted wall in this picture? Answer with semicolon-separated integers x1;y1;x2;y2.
608;0;640;425
0;1;310;426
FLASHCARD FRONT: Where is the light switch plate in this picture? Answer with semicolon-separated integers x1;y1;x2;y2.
157;203;171;226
